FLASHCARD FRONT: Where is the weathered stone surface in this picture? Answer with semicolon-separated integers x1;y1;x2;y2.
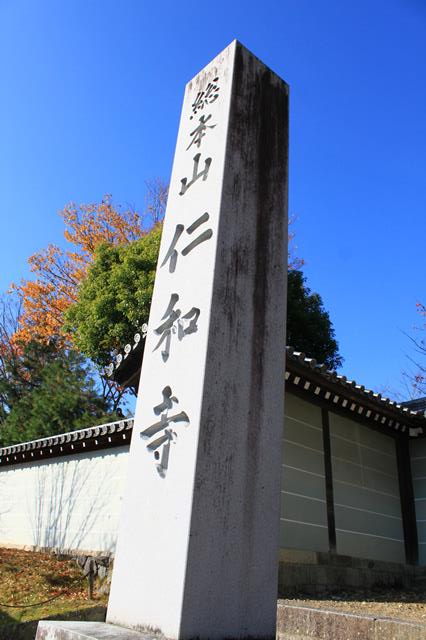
97;564;108;580
277;603;426;640
278;550;317;565
35;621;161;640
39;613;426;640
107;40;288;640
277;551;416;596
375;618;426;640
75;555;111;579
277;604;376;639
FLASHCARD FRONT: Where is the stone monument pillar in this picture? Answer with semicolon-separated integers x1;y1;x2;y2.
106;40;289;639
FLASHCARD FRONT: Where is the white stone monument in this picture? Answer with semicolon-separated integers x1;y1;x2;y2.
36;40;288;640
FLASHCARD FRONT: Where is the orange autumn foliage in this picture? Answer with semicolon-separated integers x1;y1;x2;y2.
13;185;301;350
12;190;167;347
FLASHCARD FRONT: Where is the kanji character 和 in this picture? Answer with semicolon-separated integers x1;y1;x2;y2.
153;294;200;361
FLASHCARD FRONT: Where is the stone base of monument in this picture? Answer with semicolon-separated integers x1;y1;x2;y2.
35;620;160;640
36;608;426;640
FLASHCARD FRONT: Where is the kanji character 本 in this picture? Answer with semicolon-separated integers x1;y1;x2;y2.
161;212;213;273
153;293;200;361
140;386;190;478
186;114;216;150
179;153;212;196
191;77;220;118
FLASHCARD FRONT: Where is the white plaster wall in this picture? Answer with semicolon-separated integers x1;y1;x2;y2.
0;446;129;554
410;438;426;565
0;405;406;565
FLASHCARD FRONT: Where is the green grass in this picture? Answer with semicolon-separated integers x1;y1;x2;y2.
0;548;107;640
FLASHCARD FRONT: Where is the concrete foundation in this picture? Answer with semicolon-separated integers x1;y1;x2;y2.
276;603;426;640
278;549;426;595
36;606;426;640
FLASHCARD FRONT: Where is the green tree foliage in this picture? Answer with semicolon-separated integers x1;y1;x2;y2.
287;270;342;370
0;190;168;446
0;340;114;446
65;226;342;371
64;224;161;366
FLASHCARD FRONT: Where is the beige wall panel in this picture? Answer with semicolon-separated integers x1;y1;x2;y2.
412;458;426;478
410;439;426;565
330;413;404;563
413;477;426;497
414;499;426;521
327;414;358;441
361;467;400;496
280;393;327;553
332;457;364;485
334;505;404;540
359;428;396;456
284;417;323;452
333;482;402;517
417;521;426;541
282;466;326;502
336;530;405;564
284;393;322;428
333;456;400;498
282;442;325;477
411;439;426;457
330;435;361;465
280;493;327;529
280;520;328;553
361;447;396;476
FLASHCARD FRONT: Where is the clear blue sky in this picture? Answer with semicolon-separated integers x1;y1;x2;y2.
0;0;425;398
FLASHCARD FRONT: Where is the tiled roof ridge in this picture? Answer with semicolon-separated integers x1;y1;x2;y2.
285;346;425;420
104;327;147;378
106;336;426;424
401;397;426;411
2;351;426;465
0;418;134;460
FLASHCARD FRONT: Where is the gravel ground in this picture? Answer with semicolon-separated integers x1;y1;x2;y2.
280;588;426;623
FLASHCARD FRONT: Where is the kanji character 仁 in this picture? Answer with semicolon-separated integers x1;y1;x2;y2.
161;212;213;274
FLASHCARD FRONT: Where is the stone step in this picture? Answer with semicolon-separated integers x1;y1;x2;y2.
35;621;158;639
36;604;426;640
277;603;426;640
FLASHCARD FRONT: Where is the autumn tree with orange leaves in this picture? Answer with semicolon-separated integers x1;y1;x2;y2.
0;296;117;446
12;183;167;347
